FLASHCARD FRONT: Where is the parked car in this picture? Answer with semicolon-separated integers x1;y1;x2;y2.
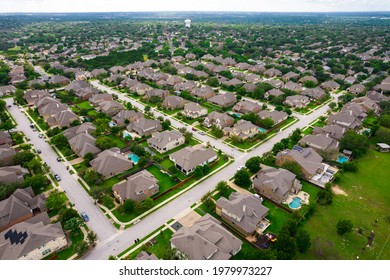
237;166;245;171
54;174;61;181
81;212;89;222
7;105;11;108
30;124;34;129
37;149;42;154
198;131;205;135
38;133;43;138
57;157;62;162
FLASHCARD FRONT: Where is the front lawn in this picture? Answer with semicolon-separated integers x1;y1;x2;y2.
298;147;390;260
55;229;84;260
126;228;174;260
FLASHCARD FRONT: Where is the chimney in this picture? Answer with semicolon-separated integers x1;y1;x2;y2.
242;204;246;213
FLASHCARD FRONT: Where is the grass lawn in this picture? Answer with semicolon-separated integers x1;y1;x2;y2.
77;101;94;109
55;229;84;260
27;109;50;131
106;134;127;149
87;110;98;117
73;161;88;174
174;115;200;125
112;208;138;223
126;228;174;260
160;158;174;170
160;108;181;116
294;107;310;114
202;102;223;112
298;147;390;260
262;200;291;234
146;165;177;193
102;176;121;188
302;127;314;135
101;195;115;210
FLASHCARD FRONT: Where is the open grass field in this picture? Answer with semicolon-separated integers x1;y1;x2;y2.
298;147;390;260
77;101;94;109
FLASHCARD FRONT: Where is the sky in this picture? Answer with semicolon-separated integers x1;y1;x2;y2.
0;0;389;13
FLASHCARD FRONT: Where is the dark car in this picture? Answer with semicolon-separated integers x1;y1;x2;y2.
57;157;62;162
81;212;89;222
37;149;42;154
54;174;61;181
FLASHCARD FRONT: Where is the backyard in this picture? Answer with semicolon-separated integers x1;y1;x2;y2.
298;147;390;260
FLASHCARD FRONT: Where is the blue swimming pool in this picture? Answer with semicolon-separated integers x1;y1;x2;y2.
336;155;349;163
258;127;267;133
289;197;302;209
128;154;140;163
122;131;132;139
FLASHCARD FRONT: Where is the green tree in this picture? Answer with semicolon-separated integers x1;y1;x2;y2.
336;219;354;235
274;229;297;260
13;151;35;167
64;217;84;232
194;165;205;178
90;185;107;200
233;169;252;188
26;158;42;173
143;198;154;210
46;190;67;211
211;125;224;138
137;157;149;167
75;240;89;256
123;199;135;213
261;117;274;129
340;131;369;158
317;189;333;205
23;175;49;194
95;136;115;150
84;170;102;186
59;208;79;224
281;161;303;178
0;120;15;132
51;134;70;148
84;152;95;166
216;181;231;198
375;126;390;145
245;156;262;173
296;229;311;253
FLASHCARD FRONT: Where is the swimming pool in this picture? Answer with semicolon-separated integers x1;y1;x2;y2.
128;153;140;163
336;154;349;163
122;131;132;139
289;197;302;209
258;127;267;133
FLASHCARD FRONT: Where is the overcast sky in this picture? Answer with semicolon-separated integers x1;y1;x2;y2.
1;0;389;13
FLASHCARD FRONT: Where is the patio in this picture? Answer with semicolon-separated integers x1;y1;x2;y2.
283;191;310;206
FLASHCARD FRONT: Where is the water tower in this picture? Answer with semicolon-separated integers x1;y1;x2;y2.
185;19;191;28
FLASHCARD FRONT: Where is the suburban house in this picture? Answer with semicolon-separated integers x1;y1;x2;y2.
130;83;153;95
136;251;158;260
0;147;16;166
145;88;169;101
285;95;310;108
0;188;46;233
24;90;50;105
253;165;302;204
347;84;366;94
301;87;327;101
207;93;237;108
327;111;363;129
299;134;339;153
351;97;380;114
216;193;269;236
264;68;282;77
90;148;133;179
0;165;28;185
68;131;101;158
49;75;69;85
0;85;16;97
276;146;326;180
204;112;234;129
89;93;113;105
63;123;96;140
265;89;284;99
147;130;185;153
0;212;67;260
173;81;197;92
282;71;300;81
112;110;144;126
321;81;340;91
162;96;186;110
170;214;242;260
169;146;217;175
258;110;288;125
299;75;318;85
112;170;159;203
312;124;346;141
0;131;13;148
183;102;208;119
47;109;79;128
126;118;162;137
191;86;215;99
90;68;107;78
223;120;259;140
233;100;261;114
97;100;125;116
283;81;303;93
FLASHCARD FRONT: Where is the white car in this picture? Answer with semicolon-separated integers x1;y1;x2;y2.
237;166;246;171
38;133;43;138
